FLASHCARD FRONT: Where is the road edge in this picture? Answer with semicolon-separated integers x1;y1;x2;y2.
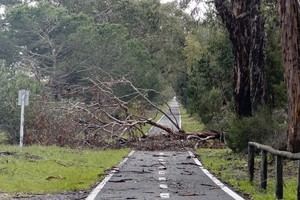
86;150;135;200
147;114;165;135
188;151;245;200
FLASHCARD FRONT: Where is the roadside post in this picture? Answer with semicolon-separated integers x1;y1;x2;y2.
18;90;30;147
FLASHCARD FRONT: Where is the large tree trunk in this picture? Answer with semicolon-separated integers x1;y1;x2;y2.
279;0;300;152
215;0;266;116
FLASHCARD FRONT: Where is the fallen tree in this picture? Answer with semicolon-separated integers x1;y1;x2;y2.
26;71;223;148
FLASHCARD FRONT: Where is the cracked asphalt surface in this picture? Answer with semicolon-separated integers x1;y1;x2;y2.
94;98;237;200
96;151;235;200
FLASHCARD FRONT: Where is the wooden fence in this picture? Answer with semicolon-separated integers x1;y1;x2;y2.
248;142;300;200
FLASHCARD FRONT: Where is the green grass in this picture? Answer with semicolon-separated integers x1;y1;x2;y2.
180;105;298;199
0;145;130;194
197;148;298;200
180;107;205;132
0;131;9;145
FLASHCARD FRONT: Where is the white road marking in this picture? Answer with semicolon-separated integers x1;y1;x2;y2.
158;171;166;175
86;151;135;200
158;166;166;170
160;184;168;189
159;177;166;181
158;158;164;162
159;152;165;155
188;151;245;200
160;193;170;198
177;101;182;129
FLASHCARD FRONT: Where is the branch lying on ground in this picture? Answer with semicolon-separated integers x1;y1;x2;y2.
31;70;223;147
76;76;223;142
187;130;223;141
125;80;182;132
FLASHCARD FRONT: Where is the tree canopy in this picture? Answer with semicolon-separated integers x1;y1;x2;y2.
0;0;295;152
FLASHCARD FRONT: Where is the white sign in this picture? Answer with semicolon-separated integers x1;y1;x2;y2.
18;90;30;106
18;90;30;147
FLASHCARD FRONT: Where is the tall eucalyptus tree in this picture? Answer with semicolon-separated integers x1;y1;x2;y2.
214;0;266;116
279;0;300;152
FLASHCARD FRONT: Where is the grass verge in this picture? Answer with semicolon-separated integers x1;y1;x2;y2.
197;148;298;200
0;145;130;194
179;105;297;199
0;131;9;145
180;107;205;132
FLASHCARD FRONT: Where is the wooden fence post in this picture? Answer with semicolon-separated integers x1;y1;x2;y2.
260;150;268;189
276;155;283;200
248;144;255;182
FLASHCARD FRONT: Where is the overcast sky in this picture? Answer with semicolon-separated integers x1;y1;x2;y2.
0;6;4;14
161;0;207;19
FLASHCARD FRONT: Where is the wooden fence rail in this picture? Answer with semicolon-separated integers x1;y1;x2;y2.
248;142;300;200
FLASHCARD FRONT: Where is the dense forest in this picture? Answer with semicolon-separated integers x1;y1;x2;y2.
0;0;297;153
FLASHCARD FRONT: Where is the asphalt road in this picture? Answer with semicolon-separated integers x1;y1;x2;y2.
90;98;243;200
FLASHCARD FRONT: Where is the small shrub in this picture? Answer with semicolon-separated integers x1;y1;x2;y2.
0;68;42;143
25;98;108;147
226;108;277;152
189;87;223;124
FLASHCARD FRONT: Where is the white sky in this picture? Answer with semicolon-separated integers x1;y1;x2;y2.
161;0;207;19
161;0;174;3
0;1;37;15
0;0;205;15
0;6;4;15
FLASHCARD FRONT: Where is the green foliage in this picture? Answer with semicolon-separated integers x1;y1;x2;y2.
176;3;287;153
5;2;92;81
188;87;224;124
0;68;41;141
264;16;286;108
183;33;202;67
178;24;233;125
227;109;277;152
1;0;189;102
0;0;193;143
0;0;288;148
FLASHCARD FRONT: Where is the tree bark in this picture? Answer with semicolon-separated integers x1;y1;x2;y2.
214;0;266;116
279;0;300;152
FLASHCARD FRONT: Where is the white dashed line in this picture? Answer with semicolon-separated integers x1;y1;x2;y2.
159;152;165;155
158;166;166;170
159;177;166;181
177;101;182;129
158;171;166;175
160;184;168;189
158;158;164;162
160;193;170;198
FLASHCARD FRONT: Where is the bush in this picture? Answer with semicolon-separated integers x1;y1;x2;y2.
187;87;223;124
226;109;279;152
26;99;110;147
0;68;41;142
